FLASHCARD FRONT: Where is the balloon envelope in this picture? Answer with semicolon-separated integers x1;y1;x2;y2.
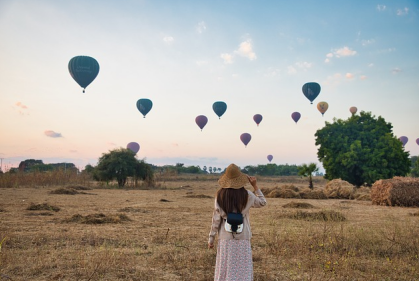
291;112;301;123
399;136;408;147
302;82;321;104
68;56;100;93
136;99;153;118
127;142;140;154
213;101;227;119
253;114;263;126
350;106;358;115
267;155;273;162
195;115;208;131
240;133;252;147
317;101;329;116
416;138;419;146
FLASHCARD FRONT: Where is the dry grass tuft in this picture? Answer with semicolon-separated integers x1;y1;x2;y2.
282;201;315;209
63;213;131;224
279;210;347;221
118;207;149;213
49;187;79;195
26;203;60;212
409;211;419;217
185;194;212;198
324;179;355;199
371;177;419;207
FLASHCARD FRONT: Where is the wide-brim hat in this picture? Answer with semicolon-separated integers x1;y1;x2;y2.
218;164;248;189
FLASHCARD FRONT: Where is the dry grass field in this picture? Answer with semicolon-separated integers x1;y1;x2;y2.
1;174;419;280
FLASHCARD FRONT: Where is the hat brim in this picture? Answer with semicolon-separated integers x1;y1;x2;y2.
218;172;249;189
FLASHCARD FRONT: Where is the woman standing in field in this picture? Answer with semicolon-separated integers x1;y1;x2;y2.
208;163;267;281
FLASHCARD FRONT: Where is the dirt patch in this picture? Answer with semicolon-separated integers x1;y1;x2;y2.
27;202;60;212
282;201;315;209
63;213;131;224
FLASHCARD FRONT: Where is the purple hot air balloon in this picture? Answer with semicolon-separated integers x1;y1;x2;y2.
267;155;273;162
253;114;263;126
195;115;208;131
127;142;140;154
416;138;419;146
398;136;408;147
240;133;252;147
291;112;301;123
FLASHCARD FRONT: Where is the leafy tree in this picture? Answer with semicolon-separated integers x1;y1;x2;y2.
94;148;153;187
410;157;419;177
315;111;410;186
83;164;95;174
297;163;319;189
209;167;213;173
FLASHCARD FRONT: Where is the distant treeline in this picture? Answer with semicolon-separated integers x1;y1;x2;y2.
7;159;77;173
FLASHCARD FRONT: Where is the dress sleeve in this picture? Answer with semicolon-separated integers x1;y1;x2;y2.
208;200;222;245
252;189;267;208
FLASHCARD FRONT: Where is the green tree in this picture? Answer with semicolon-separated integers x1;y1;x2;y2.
94;148;153;187
410;157;419;177
315;111;410;186
297;163;319;189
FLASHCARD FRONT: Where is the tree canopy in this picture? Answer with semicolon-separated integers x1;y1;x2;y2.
297;163;319;189
315;111;410;186
94;148;153;187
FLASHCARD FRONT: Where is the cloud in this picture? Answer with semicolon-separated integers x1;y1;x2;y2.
334;46;357;57
392;67;402;74
361;39;375;46
287;61;312;74
44;130;62;138
346;73;354;79
397;7;409;16
163;36;174;44
220;53;233;64
360;75;367;80
196;21;206;34
287;66;297;75
377;5;386;11
220;39;257;64
235;39;257;60
16;102;28;109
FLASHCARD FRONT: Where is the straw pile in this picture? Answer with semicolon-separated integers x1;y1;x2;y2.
371;177;419;207
266;185;301;198
299;187;328;199
324;179;355;199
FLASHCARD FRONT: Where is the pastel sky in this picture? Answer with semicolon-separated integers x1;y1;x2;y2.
1;0;418;171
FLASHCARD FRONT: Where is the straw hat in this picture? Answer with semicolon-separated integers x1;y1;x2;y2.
218;164;249;189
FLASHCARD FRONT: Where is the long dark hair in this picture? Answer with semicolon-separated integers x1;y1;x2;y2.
216;187;248;214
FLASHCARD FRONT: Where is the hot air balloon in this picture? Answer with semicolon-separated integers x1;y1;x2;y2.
136;99;153;118
317;101;329;116
267;155;273;162
240;133;252;147
213;101;227;119
302;82;321;104
416;138;419;146
350;106;357;115
68;56;100;93
291;112;301;123
253;114;263;126
399;136;408;147
195;115;208;131
127;142;140;154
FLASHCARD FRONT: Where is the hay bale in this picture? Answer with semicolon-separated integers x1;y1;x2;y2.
27;203;60;212
324;179;355;199
371;177;419;207
299;187;328;199
267;188;300;199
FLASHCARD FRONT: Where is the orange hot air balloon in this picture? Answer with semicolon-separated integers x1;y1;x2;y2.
350;106;357;115
317;101;328;116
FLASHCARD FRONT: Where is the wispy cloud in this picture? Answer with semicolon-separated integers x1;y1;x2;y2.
16;102;28;109
397;7;409;16
44;130;62;138
163;36;174;44
196;21;206;34
287;65;297;75
287;61;312;74
220;53;233;64
220;39;257;64
360;75;367;80
361;39;375;46
325;47;357;63
346;73;354;79
377;5;386;11
392;67;402;74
